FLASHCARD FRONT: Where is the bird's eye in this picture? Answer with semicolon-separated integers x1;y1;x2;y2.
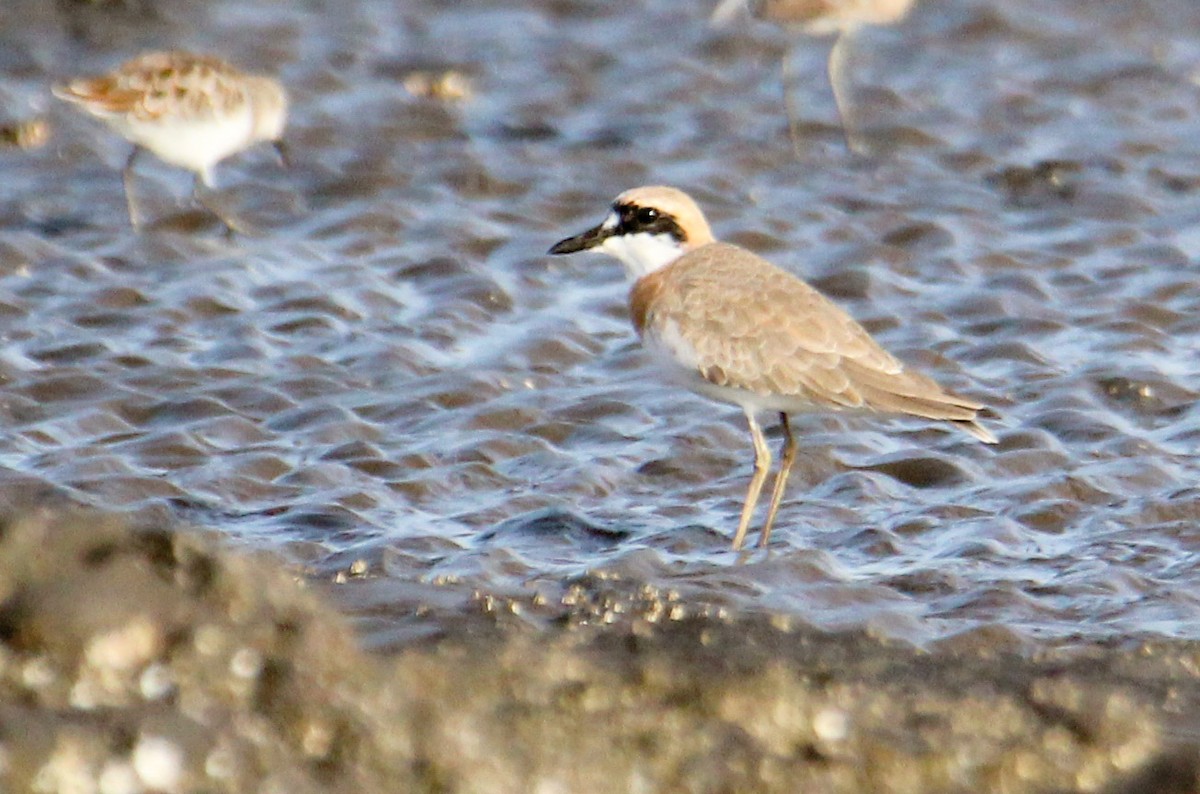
636;207;658;224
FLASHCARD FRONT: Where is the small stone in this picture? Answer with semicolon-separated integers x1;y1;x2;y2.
133;736;184;792
22;657;56;690
403;71;473;102
99;760;141;794
86;617;161;672
230;647;263;680
139;664;175;701
813;707;849;742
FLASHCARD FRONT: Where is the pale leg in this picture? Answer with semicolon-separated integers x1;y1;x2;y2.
731;410;772;551
271;140;291;169
780;45;805;159
121;146;143;229
829;28;870;155
759;412;797;547
192;172;251;237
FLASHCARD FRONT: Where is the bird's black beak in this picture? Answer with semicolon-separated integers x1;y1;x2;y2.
548;223;611;255
272;139;291;169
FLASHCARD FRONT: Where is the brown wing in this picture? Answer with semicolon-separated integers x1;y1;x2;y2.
759;0;913;28
759;0;842;25
54;51;247;122
638;243;994;438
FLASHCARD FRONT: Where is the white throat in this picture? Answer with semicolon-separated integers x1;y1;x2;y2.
598;232;686;280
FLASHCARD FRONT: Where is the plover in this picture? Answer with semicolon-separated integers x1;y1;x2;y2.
711;0;916;155
53;50;288;231
548;186;994;551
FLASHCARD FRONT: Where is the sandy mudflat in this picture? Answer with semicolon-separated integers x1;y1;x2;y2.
0;502;1197;793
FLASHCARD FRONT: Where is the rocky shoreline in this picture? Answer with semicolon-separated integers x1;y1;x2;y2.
0;506;1197;792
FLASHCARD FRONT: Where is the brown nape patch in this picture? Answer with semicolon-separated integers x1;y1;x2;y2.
628;269;670;336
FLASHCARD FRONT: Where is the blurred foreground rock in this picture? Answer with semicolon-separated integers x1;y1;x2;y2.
1;508;1199;793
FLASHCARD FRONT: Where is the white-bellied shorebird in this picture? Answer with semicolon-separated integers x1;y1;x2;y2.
549;185;994;550
54;50;288;232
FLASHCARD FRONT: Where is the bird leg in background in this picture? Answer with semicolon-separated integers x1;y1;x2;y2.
760;412;797;547
780;45;807;158
272;139;291;169
121;146;144;229
828;28;870;155
732;411;773;551
191;174;254;238
783;29;870;157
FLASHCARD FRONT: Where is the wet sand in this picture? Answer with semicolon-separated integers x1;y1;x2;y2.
1;505;1199;793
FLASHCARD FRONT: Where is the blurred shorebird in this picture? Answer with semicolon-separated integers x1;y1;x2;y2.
711;0;916;155
549;186;994;550
53;50;289;233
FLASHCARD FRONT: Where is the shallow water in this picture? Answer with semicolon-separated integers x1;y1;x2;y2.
2;0;1200;647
